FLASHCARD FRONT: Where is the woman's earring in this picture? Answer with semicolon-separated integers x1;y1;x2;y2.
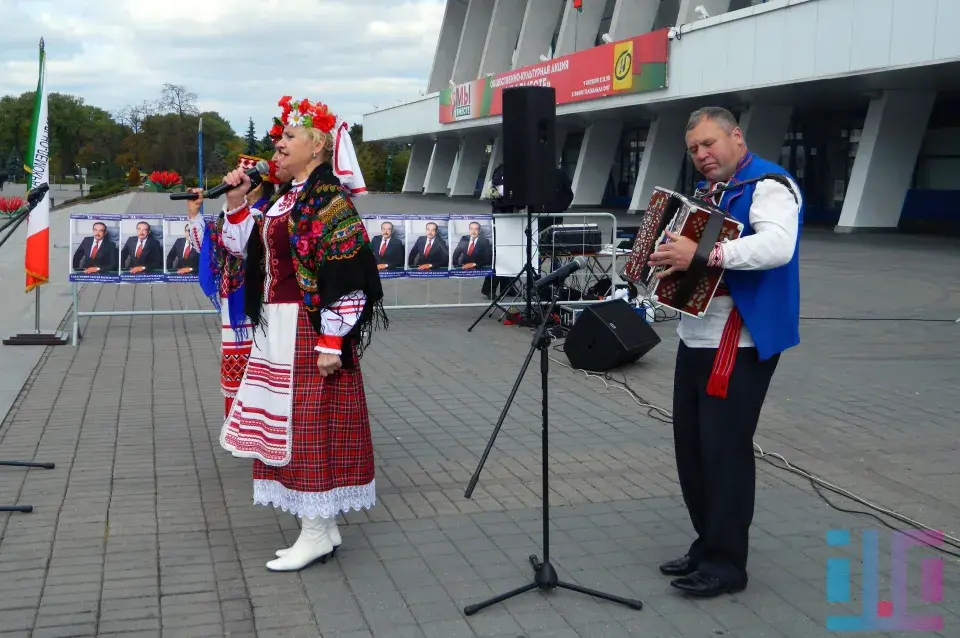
312;151;317;159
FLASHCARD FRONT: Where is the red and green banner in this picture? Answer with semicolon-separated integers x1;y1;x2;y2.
440;29;669;124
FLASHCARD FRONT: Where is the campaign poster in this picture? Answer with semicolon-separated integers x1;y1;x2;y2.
448;215;494;278
163;216;200;282
69;214;122;283
362;214;406;279
119;215;165;283
404;215;450;279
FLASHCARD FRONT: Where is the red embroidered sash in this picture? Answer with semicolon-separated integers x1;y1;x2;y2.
706;283;742;399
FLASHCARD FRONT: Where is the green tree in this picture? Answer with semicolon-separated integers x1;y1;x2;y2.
209;143;229;176
6;148;21;182
244;118;258;155
260;131;275;156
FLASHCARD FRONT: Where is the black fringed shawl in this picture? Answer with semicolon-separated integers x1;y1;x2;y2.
244;162;387;368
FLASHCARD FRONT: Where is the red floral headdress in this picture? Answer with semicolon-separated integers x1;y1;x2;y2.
276;96;337;133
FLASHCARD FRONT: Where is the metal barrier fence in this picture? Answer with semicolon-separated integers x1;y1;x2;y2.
69;211;630;346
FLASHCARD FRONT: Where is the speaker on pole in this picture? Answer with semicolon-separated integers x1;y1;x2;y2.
501;86;556;208
563;299;661;372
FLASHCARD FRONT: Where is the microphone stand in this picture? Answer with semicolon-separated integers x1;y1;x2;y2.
0;189;57;513
0;207;30;252
462;280;643;616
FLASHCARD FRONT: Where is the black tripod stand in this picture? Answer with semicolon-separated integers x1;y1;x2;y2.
462;282;643;615
0;185;57;512
468;205;543;331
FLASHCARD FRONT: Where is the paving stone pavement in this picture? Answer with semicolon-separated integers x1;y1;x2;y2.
0;228;958;638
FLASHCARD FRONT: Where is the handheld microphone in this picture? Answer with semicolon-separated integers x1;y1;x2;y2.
534;255;588;291
169;161;270;200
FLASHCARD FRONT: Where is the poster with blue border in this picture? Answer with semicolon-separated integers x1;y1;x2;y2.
70;213;498;283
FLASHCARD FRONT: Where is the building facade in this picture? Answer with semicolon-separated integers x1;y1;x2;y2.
362;0;960;232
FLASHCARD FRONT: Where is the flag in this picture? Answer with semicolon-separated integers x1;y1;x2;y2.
24;38;50;292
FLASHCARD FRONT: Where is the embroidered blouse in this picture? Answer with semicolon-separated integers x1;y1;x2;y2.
218;171;382;357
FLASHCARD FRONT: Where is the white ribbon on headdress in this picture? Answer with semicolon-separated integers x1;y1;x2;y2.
333;119;367;196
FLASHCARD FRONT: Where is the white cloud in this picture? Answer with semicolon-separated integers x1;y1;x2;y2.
0;0;445;136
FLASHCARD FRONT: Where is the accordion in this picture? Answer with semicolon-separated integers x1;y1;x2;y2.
623;187;743;318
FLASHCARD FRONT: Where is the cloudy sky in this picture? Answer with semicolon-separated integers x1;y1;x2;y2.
0;0;445;136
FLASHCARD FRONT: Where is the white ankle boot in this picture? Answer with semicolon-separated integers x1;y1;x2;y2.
266;515;334;572
276;517;340;558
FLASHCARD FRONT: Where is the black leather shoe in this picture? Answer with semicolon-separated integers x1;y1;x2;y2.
670;571;746;598
658;556;697;576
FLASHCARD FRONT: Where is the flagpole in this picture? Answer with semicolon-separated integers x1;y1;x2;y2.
4;37;67;347
197;118;204;214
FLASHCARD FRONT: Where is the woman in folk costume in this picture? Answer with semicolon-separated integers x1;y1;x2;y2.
186;152;291;418
217;96;385;572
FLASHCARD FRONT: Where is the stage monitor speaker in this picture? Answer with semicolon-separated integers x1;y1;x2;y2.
501;86;556;209
563;299;661;372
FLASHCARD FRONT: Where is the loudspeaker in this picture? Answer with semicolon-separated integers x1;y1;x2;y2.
501;86;556;208
563;299;661;372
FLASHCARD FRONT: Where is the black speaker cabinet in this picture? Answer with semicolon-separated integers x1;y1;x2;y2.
501;86;556;208
563;299;661;372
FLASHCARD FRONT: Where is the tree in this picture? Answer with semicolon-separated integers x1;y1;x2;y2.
6;148;21;182
209;143;229;176
115;100;157;134
259;132;276;158
244;118;258;155
159;83;199;117
349;124;363;147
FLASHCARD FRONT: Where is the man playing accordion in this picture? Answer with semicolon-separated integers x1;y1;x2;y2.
649;106;802;598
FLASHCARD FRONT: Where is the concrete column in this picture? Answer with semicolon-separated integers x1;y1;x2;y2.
555;125;570;164
450;134;487;197
423;139;459;195
677;0;731;24
629;111;688;211
836;90;936;232
426;0;468;93
571;120;623;206
452;0;497;84
738;105;792;166
480;135;503;200
609;0;660;39
554;0;607;57
447;145;461;192
514;0;566;68
479;0;529;77
402;139;433;193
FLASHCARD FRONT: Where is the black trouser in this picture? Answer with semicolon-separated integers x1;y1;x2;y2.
672;341;780;585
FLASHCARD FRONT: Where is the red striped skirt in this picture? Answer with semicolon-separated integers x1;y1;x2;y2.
220;297;253;418
251;303;376;519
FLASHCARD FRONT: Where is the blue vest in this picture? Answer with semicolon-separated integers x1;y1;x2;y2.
700;152;803;361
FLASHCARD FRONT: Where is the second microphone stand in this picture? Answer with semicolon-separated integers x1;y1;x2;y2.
462;281;643;615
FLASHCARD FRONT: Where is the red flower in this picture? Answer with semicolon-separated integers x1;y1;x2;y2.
148;170;182;188
311;220;322;235
296;238;310;255
311;294;321;306
0;196;26;214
